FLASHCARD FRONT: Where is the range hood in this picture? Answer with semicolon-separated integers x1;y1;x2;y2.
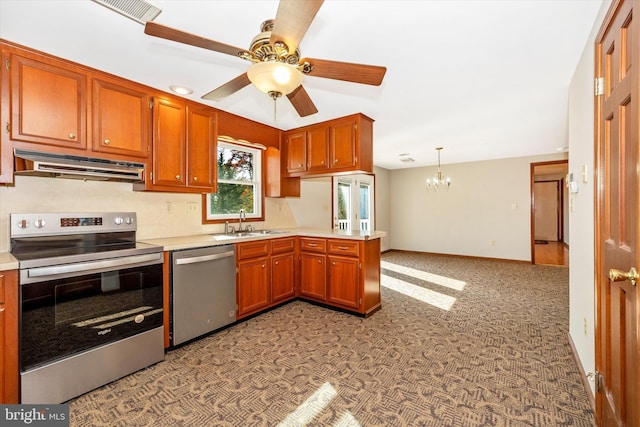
14;149;145;182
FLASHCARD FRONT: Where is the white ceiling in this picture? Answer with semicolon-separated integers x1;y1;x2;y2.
0;0;603;170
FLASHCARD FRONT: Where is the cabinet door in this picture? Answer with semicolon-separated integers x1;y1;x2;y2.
327;255;360;309
237;257;270;317
152;98;186;187
300;253;326;301
92;77;150;159
285;131;307;174
0;50;12;183
329;118;357;170
0;270;19;403
271;253;295;303
306;126;329;172
10;53;87;149
187;106;217;191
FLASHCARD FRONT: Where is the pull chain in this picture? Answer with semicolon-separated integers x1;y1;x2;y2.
268;91;282;122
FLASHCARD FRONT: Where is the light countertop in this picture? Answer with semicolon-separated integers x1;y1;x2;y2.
0;229;386;269
141;228;386;252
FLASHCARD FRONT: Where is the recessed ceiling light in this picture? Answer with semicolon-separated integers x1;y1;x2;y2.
170;85;193;95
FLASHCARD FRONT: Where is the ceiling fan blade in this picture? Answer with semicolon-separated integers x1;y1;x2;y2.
301;57;387;86
287;85;318;117
201;73;251;101
145;21;250;58
270;0;323;54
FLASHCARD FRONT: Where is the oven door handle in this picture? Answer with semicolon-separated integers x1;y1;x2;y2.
26;253;163;280
175;250;235;265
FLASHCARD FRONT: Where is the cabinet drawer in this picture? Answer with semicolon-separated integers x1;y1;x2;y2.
271;237;295;254
236;241;269;260
327;239;360;257
300;237;326;253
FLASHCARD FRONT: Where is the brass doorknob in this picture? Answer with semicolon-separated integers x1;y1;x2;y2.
609;267;639;286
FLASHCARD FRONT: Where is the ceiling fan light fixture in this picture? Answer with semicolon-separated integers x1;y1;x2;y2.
247;61;302;96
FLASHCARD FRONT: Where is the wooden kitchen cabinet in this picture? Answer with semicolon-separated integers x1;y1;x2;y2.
92;77;151;159
271;237;296;303
9;52;88;151
0;270;19;403
282;113;373;178
0;49;12;183
299;238;328;302
236;241;270;319
237;256;270;318
298;237;381;316
265;146;300;198
136;97;217;193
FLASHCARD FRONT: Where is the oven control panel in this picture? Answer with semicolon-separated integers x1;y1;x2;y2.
10;212;137;237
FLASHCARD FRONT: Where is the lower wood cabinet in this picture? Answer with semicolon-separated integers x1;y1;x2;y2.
299;253;327;301
236;235;381;319
236;237;296;319
237;256;270;317
0;270;19;404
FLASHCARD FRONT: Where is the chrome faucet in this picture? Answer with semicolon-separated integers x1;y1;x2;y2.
238;209;246;232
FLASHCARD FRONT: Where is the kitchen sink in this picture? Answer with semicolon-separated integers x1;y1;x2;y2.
211;230;290;240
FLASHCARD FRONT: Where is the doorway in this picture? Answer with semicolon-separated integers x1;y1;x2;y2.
530;160;568;266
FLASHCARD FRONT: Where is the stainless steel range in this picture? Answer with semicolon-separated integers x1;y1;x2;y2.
10;212;164;404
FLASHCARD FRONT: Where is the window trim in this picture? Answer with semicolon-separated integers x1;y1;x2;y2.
203;141;264;224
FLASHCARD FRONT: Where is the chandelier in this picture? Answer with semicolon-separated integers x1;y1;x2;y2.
426;147;451;190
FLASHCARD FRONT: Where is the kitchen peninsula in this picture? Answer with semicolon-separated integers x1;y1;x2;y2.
144;227;385;348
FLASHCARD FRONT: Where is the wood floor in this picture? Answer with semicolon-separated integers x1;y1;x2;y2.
534;241;568;266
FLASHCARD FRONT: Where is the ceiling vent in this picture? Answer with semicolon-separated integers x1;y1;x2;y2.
92;0;161;24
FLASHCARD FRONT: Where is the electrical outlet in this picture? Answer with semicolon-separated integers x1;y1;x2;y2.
187;202;198;213
583;317;588;335
166;202;173;213
490;240;495;247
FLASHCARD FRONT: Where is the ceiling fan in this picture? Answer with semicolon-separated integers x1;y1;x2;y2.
143;0;387;117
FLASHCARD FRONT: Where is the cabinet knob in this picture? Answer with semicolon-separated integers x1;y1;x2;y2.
334;159;338;164
261;264;265;268
317;259;322;264
104;139;110;145
69;133;76;139
275;261;279;265
299;163;304;167
176;175;181;180
193;176;198;182
332;262;336;266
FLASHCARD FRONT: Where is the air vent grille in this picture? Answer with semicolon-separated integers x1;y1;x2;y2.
92;0;161;24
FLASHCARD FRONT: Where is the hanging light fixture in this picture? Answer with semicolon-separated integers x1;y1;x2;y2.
426;147;451;190
247;61;303;120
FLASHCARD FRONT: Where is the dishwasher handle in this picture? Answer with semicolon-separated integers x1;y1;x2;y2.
175;250;235;265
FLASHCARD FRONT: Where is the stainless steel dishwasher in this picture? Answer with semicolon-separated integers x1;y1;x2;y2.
170;245;236;346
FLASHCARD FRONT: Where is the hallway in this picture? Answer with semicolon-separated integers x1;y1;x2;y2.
535;241;568;266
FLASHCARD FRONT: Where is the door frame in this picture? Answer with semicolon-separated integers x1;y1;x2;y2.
530;160;568;264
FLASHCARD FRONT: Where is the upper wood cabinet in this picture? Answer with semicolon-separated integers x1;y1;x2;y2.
282;113;373;178
135;97;217;193
0;49;12;183
9;52;88;150
2;41;150;165
92;77;151;159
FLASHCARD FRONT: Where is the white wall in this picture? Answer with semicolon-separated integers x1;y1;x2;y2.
566;0;611;397
388;153;567;261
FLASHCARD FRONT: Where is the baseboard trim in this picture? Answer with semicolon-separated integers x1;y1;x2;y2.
567;332;596;413
383;249;530;264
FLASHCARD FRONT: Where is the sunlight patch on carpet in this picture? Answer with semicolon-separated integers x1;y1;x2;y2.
381;274;457;311
277;382;340;427
381;261;467;291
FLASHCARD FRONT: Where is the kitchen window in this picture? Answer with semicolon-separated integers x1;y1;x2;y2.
206;141;262;221
333;174;374;231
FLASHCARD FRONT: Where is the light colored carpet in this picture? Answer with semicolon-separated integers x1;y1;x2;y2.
68;251;594;426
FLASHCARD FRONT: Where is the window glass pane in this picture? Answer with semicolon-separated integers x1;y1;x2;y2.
210;183;255;215
360;183;370;231
217;146;254;182
338;181;351;230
